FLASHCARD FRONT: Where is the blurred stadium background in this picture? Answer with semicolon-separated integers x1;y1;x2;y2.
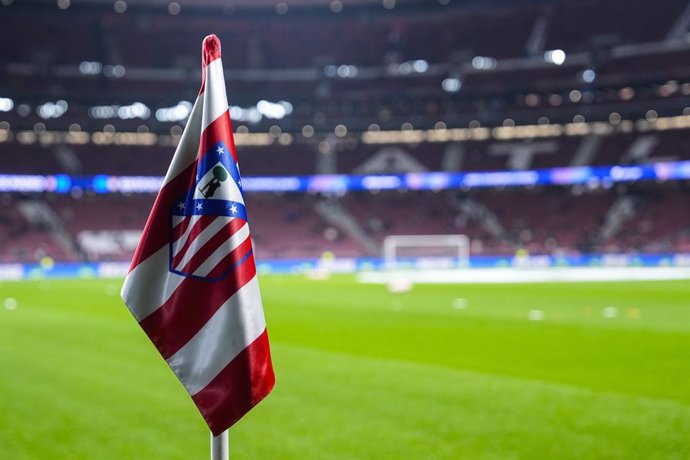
1;0;689;458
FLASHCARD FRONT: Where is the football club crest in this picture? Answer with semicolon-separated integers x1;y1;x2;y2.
168;141;253;281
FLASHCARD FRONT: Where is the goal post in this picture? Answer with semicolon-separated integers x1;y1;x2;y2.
382;234;470;269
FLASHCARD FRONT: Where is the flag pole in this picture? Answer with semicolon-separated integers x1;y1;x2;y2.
211;430;229;460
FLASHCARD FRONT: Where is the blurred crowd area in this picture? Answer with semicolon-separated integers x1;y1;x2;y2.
2;134;688;262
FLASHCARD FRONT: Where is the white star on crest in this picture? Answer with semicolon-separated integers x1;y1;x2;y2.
177;201;185;211
196;202;203;211
216;145;225;155
230;204;238;214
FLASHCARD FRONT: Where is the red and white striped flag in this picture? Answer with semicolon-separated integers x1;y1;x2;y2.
121;35;274;436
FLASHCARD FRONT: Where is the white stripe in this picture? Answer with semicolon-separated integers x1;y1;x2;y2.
167;275;266;396
172;214;202;256
174;216;231;271
162;95;203;186
172;215;186;228
202;59;228;130
193;223;250;277
121;246;184;322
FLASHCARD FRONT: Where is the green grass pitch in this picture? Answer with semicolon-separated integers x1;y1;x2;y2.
1;276;689;459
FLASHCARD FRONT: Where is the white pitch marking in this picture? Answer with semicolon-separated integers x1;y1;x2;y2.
527;309;544;321
602;307;619;318
453;298;467;309
387;279;413;293
3;298;17;310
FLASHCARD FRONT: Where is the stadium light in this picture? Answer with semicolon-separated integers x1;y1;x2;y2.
301;125;315;138
89;102;149;120
118;102;150;120
256;100;293;119
658;81;678;97
646;110;658;122
548;93;563;106
79;61;102;75
155;101;193;122
382;0;395;9
413;60;429;73
0;97;13;112
324;64;358;78
329;0;342;13
618;87;635;101
398;60;429;75
275;2;288;14
398;62;413;75
114;0;127;13
168;2;181;15
16;104;30;116
103;65;126;78
229;106;262;124
442;78;461;92
471;56;497;70
89;105;117;119
524;94;540;107
544;49;566;65
37;100;68;119
582;69;596;83
336;65;358;78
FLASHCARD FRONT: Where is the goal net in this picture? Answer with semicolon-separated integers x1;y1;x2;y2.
382;234;470;270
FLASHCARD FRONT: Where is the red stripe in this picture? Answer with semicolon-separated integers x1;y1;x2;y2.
171;216;192;242
206;237;253;279
128;162;197;273
199;35;222;96
139;252;257;359
200;111;237;164
226;117;238;164
192;329;275;436
171;215;217;269
179;218;246;275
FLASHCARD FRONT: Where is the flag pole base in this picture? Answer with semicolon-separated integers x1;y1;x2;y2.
211;430;229;460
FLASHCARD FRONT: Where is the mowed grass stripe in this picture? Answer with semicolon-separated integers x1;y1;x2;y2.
235;344;690;460
0;285;204;459
1;277;689;459
265;277;690;404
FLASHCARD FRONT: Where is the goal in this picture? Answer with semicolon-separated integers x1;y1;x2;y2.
382;234;470;269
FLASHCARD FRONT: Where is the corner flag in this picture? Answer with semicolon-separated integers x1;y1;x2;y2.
121;35;274;436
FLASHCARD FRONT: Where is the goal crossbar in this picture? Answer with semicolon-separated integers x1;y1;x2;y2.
383;234;470;268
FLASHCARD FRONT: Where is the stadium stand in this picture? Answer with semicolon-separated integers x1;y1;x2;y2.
1;0;690;262
0;196;77;263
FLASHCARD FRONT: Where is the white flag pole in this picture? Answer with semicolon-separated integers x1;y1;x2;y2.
211;430;229;460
